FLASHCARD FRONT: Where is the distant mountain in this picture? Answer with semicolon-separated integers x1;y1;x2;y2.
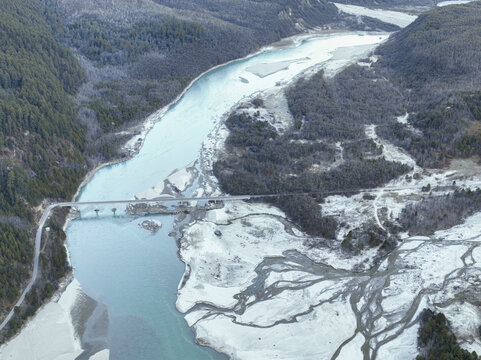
55;0;340;34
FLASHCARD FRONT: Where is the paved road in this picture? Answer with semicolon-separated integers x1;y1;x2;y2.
55;194;259;207
0;183;477;331
0;204;55;331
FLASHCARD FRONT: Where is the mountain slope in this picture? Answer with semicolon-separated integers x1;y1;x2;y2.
375;2;481;166
0;0;86;340
45;0;391;159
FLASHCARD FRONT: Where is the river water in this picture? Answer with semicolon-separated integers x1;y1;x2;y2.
66;32;389;359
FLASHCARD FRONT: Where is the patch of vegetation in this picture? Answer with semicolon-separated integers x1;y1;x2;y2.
341;225;396;254
0;225;33;304
417;309;479;360
399;188;481;235
214;84;410;237
343;139;383;160
287;67;404;141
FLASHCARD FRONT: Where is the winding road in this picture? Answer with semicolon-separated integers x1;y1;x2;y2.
0;204;56;330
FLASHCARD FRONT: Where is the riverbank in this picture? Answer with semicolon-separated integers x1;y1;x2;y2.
0;279;82;360
171;8;481;357
0;28;362;359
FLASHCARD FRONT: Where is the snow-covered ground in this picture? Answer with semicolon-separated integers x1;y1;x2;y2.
167;161;197;192
178;195;481;359
176;105;481;359
437;0;478;6
333;3;417;28
135;161;197;199
434;212;481;241
89;349;110;360
178;201;360;359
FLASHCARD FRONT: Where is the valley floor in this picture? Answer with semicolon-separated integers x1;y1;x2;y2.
175;92;481;359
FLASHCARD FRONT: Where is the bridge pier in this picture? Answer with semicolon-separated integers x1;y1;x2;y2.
95;208;100;216
73;206;81;219
112;208;117;217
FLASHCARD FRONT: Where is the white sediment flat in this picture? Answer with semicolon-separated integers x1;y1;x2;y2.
167;162;196;192
246;58;309;78
333;3;417;28
89;349;110;360
437;0;477;6
0;280;83;360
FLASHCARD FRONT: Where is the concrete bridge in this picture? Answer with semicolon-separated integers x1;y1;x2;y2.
51;194;263;209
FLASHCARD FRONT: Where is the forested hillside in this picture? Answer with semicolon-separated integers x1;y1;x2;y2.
0;0;86;341
375;2;481;167
43;0;393;159
378;5;481;87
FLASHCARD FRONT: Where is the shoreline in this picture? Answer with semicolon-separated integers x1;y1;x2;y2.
71;35;286;202
0;27;339;354
72;28;352;202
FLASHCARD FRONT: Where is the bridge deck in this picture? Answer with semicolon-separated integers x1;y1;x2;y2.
50;183;459;208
